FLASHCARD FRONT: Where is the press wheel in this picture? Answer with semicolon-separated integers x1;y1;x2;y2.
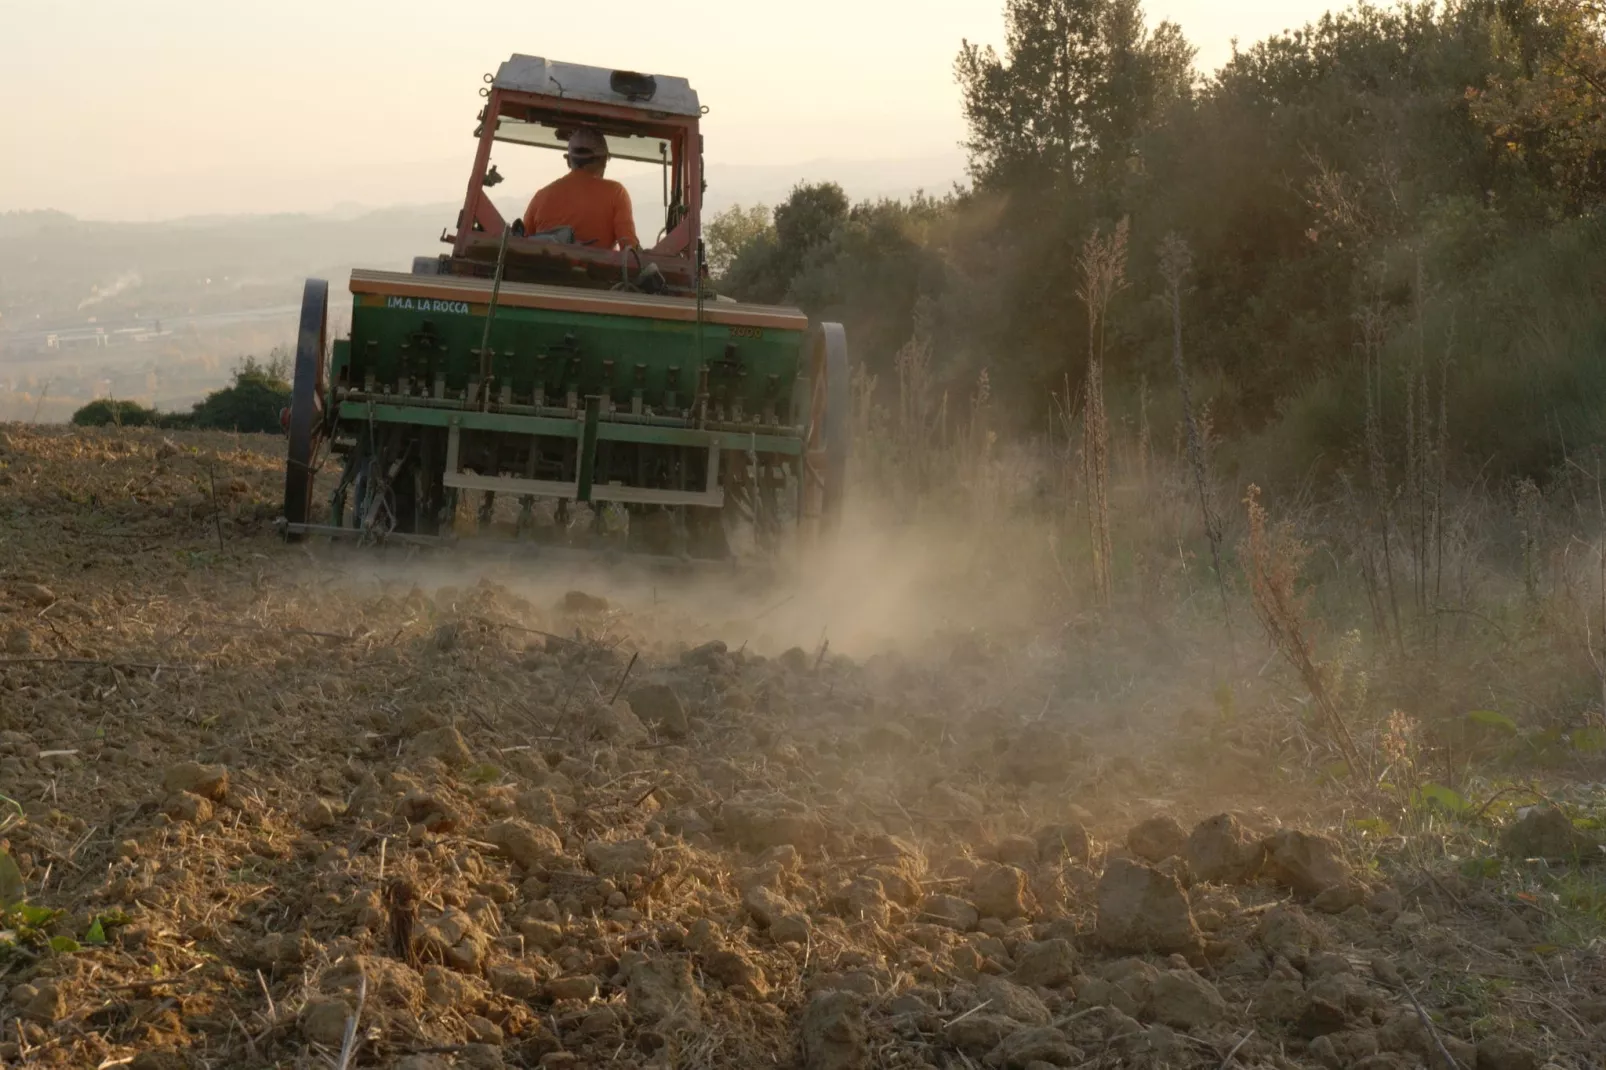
282;278;329;540
801;322;849;532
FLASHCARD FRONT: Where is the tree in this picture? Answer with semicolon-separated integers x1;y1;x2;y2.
722;183;851;304
704;204;773;280
1472;0;1606;212
188;355;291;433
954;0;1194;189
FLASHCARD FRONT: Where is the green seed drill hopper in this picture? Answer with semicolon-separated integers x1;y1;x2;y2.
279;55;848;560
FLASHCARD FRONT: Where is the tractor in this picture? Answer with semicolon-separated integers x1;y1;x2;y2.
279;54;849;560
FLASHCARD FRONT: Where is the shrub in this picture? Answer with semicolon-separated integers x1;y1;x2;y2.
188;355;291;434
70;399;161;428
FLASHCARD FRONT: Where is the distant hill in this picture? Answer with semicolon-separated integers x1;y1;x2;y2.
0;151;967;340
0;204;456;337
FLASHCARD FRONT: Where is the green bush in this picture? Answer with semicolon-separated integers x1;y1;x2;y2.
189;355;291;434
70;399;162;428
67;351;292;435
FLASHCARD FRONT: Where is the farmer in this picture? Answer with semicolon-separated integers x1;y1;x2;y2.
521;126;639;251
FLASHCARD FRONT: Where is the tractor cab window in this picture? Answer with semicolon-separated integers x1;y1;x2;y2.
478;113;687;249
491;118;668;165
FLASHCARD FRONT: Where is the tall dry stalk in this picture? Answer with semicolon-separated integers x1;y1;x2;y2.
1077;219;1128;609
1357;297;1406;655
1244;485;1364;772
1137;373;1151;491
1432;313;1452;642
892;298;944;503
1159;233;1233;653
1403;251;1447;642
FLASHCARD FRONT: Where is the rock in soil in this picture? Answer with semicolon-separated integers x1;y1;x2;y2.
1186;813;1265;883
626;683;690;739
1012;938;1077;988
993;833;1040;869
1145;969;1226;1029
411;908;490;972
161;761;228;801
976;975;1051;1024
1476;1035;1540;1070
545;975;600;1001
946;1013;1017;1055
800;990;868;1070
1127;815;1188;863
993;1026;1081;1068
583;837;657;879
722;793;828;853
1001;723;1078;784
1308;1030;1382;1069
920;894;980;932
486;819;564;870
1095;858;1203;955
1035;822;1093;864
972;863;1032;919
1499;806;1602;861
405;725;473;768
626;956;704;1027
1263;828;1352;896
299;996;351;1046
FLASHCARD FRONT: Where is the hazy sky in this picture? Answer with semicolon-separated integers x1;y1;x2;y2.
1;0;1339;221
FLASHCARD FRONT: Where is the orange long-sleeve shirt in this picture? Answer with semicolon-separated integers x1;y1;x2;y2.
521;170;639;250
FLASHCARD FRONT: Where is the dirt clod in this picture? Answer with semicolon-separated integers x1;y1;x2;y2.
977;975;1051;1024
1499;806;1601;861
626;956;703;1026
1127;815;1188;863
486;818;564;869
161;761;228;801
1145;968;1226;1028
626;683;690;738
972;863;1032;919
584;837;656;879
920;893;980;932
1186;813;1264;883
993;1026;1081;1068
722;793;827;853
1476;1035;1540;1070
546;975;600;1002
800;990;868;1070
406;725;473;768
1095;858;1202;955
412;907;490;972
1012;937;1077;988
1263;828;1352;896
299;996;350;1047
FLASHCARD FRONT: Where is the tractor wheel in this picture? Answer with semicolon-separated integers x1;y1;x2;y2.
802;322;850;532
282;278;329;540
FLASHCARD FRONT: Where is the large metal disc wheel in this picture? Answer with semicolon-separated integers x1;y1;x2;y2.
802;322;850;533
282;278;329;541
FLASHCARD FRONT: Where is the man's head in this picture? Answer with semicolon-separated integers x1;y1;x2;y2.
564;127;609;174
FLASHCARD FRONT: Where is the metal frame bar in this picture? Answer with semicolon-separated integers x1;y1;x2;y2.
337;400;802;455
439;421;724;508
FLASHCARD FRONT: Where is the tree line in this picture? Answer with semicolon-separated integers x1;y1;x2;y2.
707;0;1606;487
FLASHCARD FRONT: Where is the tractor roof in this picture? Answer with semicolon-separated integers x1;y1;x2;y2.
492;55;701;118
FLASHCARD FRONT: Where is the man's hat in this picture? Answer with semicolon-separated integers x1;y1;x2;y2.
565;127;609;166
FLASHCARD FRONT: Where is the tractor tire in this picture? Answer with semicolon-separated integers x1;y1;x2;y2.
282;278;329;540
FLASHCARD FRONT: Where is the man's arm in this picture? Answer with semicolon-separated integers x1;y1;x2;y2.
613;185;640;250
521;189;545;236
